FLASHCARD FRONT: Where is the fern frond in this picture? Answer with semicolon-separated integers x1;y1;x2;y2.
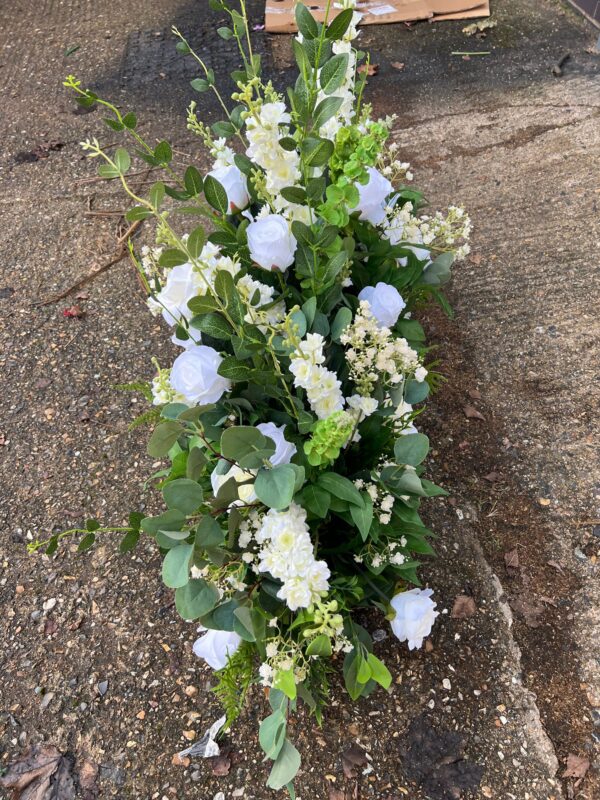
212;642;256;728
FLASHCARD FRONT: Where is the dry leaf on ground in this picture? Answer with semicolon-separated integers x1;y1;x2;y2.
0;744;76;800
451;595;476;618
504;549;519;570
562;753;590;780
391;61;405;70
341;743;368;779
463;405;485;421
357;64;378;76
210;751;232;777
79;759;99;800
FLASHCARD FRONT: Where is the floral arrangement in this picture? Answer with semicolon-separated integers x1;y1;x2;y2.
37;0;471;793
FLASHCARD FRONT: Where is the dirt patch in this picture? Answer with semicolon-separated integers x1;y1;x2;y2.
421;299;599;798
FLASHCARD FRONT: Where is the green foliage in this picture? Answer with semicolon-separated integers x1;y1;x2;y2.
55;4;472;795
212;642;256;727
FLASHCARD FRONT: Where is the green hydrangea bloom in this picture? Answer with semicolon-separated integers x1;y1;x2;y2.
304;411;355;467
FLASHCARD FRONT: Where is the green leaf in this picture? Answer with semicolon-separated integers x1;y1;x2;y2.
233;606;256;642
187;226;205;260
331;306;352;341
274;668;297;700
302;296;317;327
326;8;354;40
77;532;96;552
140;509;186;535
195;516;225;548
367;653;392;689
394;469;426;497
191;77;210;92
212;120;236;138
394;433;429;466
154;140;172;163
122;111;137;129
255;465;296;510
189;312;233;340
114;147;130;173
217;25;233;39
350;493;373;540
149;181;165;209
204;174;229;214
312;96;344;130
184;166;204;196
259;710;287;761
97;164;119;179
119;529;140;553
163;478;204;514
317;473;363;506
301;136;334;167
162;543;193;588
300;485;330;518
187;447;208;481
147;421;182;457
267;740;301;791
404;379;429;404
158;248;188;267
306;634;332;657
295;2;319;39
320;53;349;94
422;251;453;285
125;205;152;221
214;270;244;324
356;655;372;684
217;356;253;382
221;426;275;466
175;578;220;619
281;186;307;205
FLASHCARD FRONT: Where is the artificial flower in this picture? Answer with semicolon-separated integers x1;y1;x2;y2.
389;588;439;650
169;345;231;405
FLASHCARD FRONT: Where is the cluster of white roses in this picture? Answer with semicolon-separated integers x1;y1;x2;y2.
249;503;331;611
289;333;345;420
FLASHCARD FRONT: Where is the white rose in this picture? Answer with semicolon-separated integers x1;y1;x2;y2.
358;282;405;328
150;262;204;327
354;167;393;226
257;422;297;466
193;628;241;670
389;588;439;650
211;464;257;506
247;214;297;272
170;345;231;405
207;164;249;212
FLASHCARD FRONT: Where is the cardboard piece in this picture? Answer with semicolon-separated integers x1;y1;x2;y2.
265;0;490;33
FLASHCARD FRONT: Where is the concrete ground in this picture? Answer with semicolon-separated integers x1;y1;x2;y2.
0;0;598;798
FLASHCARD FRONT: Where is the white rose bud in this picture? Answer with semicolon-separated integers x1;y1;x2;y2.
193;628;241;670
389;588;439;650
354;167;393;226
149;262;204;327
247;214;297;272
257;422;297;466
207;164;249;212
169;345;231;405
358;282;405;328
